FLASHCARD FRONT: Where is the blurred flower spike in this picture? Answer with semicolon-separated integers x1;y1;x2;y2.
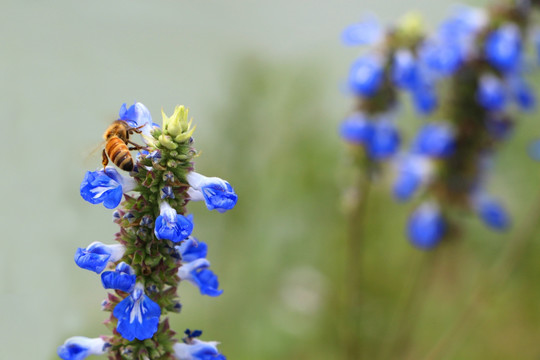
61;102;234;358
342;2;540;248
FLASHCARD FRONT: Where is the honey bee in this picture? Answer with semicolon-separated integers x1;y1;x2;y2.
102;120;145;172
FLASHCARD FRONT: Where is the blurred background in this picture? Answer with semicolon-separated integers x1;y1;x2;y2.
2;0;540;359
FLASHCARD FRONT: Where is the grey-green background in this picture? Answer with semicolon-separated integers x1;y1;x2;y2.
4;0;540;359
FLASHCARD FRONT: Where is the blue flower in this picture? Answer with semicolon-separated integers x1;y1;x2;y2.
154;202;194;243
412;122;455;158
113;283;161;341
101;262;136;293
178;259;223;297
57;337;109;360
187;172;238;213
418;38;463;76
74;242;125;274
392;49;418;90
485;116;513;140
173;339;226;360
367;120;400;160
118;102;154;140
341;15;383;46
339;113;374;145
410;72;438;115
393;154;432;201
484;24;522;72
348;55;384;97
80;168;136;209
476;74;507;111
176;238;208;263
472;193;510;231
407;203;445;249
507;74;535;111
161;186;175;199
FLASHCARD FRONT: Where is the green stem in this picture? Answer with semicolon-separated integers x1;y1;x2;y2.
421;192;540;360
340;149;372;360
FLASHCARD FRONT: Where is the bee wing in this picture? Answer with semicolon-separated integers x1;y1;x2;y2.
83;140;106;167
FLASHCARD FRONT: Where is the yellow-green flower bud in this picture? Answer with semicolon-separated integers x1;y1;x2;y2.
158;134;178;150
398;11;424;38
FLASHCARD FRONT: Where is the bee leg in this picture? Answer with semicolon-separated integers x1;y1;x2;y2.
127;141;146;150
102;149;109;168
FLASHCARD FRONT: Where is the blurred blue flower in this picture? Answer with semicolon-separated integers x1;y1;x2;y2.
407;203;445;249
74;242;125;274
57;336;109;360
411;73;438;115
419;38;463;76
342;15;383;46
173;339;226;360
484;24;522;72
393;154;432;201
101;262;136;293
367;120;400;160
176;238;208;263
412;122;455;158
348;55;384;97
339;113;375;145
154;202;194;243
113;283;161;341
472;193;510;230
80;168;136;209
392;49;418;90
187;172;238;213
507;74;535;111
485;116;514;140
178;259;223;297
477;74;507;111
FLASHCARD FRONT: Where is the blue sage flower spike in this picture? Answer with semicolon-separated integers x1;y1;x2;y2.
57;336;109;360
113;283;161;341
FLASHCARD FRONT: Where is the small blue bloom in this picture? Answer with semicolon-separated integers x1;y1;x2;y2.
80;168;135;209
393;155;432;201
173;339;226;360
472;194;510;231
339;113;375;145
507;74;535;111
485;116;513;140
113;283;161;341
74;242;126;274
176;238;208;263
118;102;154;139
161;186;175;199
178;259;223;297
187;172;238;213
367;120;400;160
348;55;384;97
410;72;438;115
407;203;445;249
412;122;455;158
154;202;194;243
392;49;418;90
419;39;463;76
477;74;507;111
57;336;109;360
341;15;383;46
484;24;522;72
101;262;136;293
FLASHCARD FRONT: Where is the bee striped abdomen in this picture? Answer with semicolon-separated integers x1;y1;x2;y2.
106;136;133;171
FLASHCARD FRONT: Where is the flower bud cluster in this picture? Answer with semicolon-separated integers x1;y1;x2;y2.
342;2;540;249
59;102;236;359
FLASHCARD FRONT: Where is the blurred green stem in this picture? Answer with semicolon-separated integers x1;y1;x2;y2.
421;192;540;360
341;148;372;360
